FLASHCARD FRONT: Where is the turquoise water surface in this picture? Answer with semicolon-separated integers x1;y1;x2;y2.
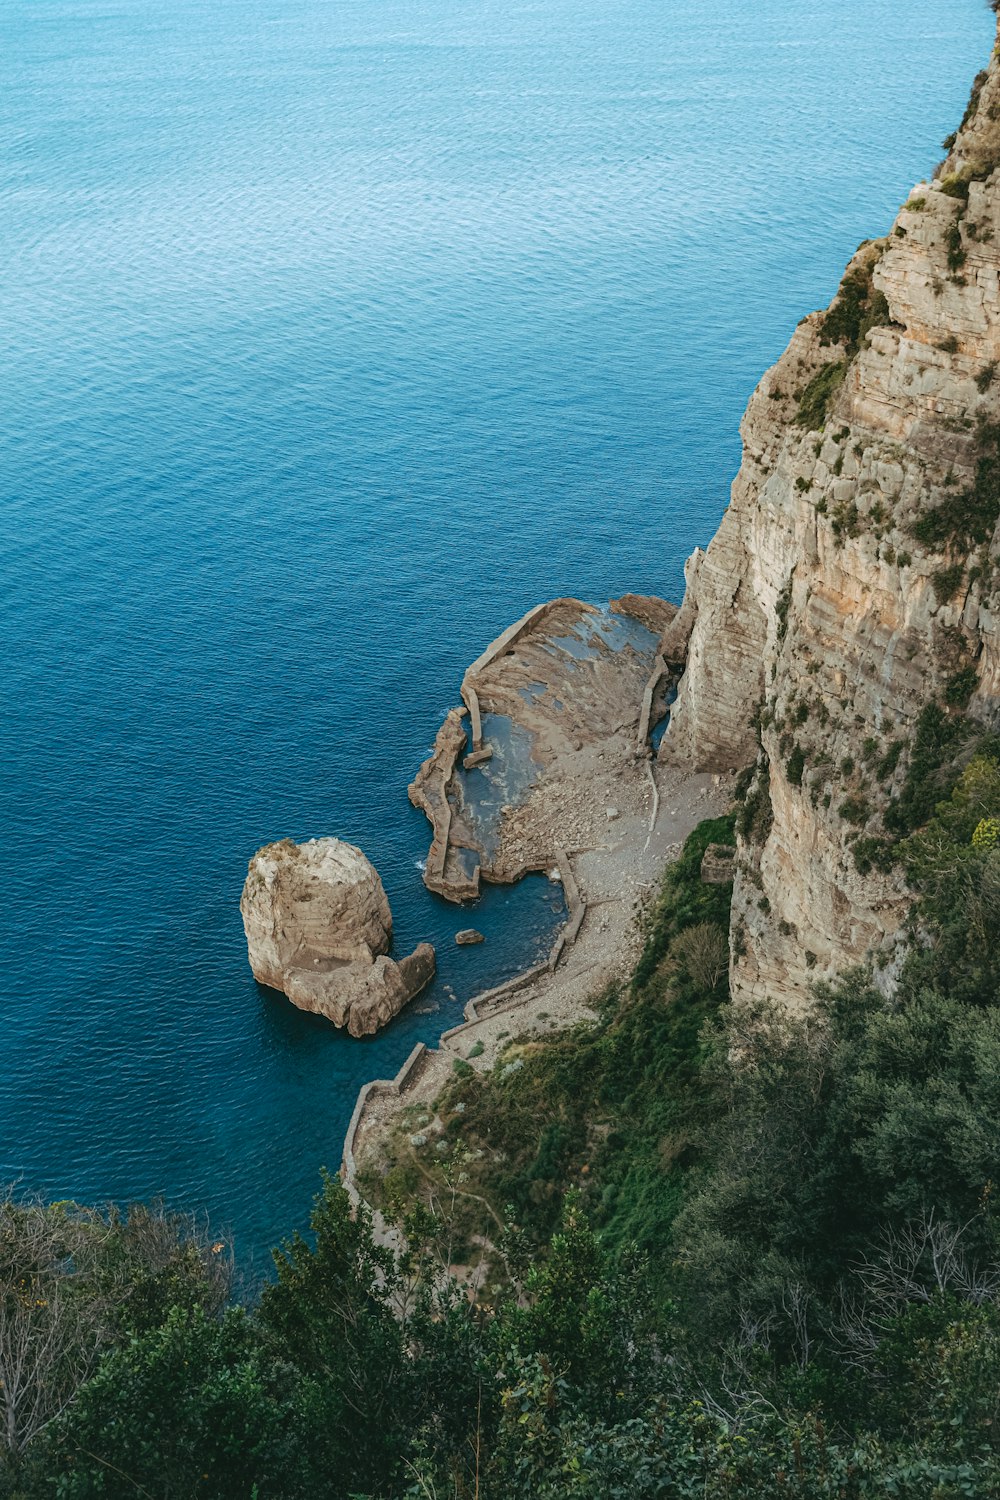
1;0;993;1266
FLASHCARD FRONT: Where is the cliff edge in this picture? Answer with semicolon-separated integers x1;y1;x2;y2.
665;20;1000;1008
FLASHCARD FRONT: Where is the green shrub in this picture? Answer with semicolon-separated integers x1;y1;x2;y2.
973;815;1000;849
939;169;972;199
976;361;997;392
932;563;965;602
776;577;793;642
839;794;870;826
959;67;989;130
785;744;806;787
884;703;971;836
876;739;904;781
818;260;891;354
737;769;774;845
852;836;898;874
913;420;1000;552
945;664;979;707
796;360;847;430
945;220;966;275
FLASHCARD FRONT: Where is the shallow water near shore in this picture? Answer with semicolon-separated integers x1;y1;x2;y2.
1;0;993;1265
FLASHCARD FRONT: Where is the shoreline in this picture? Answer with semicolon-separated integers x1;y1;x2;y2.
341;757;733;1211
338;591;724;1213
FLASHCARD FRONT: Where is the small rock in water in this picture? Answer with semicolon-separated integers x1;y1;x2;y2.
455;929;485;946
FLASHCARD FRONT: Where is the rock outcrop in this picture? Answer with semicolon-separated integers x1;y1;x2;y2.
409;599;665;901
610;593;678;637
664;21;1000;1009
240;838;435;1036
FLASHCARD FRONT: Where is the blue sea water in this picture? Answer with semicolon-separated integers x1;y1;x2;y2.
1;0;994;1266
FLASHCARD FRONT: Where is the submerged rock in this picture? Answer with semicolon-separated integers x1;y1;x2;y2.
240;837;435;1037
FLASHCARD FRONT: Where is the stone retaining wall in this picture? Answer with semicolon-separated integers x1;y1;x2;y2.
340;1041;427;1208
340;848;587;1206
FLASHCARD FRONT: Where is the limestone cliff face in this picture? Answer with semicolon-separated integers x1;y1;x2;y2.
665;24;1000;1009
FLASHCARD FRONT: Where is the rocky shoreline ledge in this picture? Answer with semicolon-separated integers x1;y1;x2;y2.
333;591;733;1218
237;587;732;1211
408;593;684;902
340;757;732;1221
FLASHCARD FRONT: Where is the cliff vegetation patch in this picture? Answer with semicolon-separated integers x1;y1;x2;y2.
817;251;891;357
912;419;1000;553
795;359;846;430
361;815;736;1272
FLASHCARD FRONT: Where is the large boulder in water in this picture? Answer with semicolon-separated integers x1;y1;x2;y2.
240;837;435;1037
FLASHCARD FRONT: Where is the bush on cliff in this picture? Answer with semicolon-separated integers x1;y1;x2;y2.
818;254;891;356
795;359;846;430
361;814;737;1268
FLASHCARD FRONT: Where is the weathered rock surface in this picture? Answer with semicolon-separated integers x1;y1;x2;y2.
455;929;485;946
658;550;704;666
700;844;737;885
410;598;667;901
408;707;481;903
610;593;678;636
240;837;435;1036
664;22;1000;1009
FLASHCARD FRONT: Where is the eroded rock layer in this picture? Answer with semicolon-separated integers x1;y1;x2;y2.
665;24;1000;1008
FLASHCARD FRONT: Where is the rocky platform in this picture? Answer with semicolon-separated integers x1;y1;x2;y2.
409;594;680;905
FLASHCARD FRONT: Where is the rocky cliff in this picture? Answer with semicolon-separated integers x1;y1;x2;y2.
664;21;1000;1009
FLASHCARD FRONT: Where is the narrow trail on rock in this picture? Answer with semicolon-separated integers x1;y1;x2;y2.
643;761;659;854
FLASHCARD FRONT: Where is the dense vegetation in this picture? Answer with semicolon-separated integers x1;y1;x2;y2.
4;717;1000;1497
362;814;736;1272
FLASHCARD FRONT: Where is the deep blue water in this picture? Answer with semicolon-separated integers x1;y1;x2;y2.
2;0;993;1266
